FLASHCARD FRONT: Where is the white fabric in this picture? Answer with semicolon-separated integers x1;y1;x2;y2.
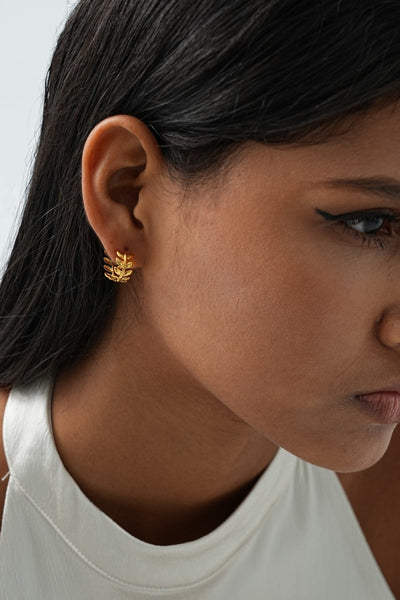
0;378;395;599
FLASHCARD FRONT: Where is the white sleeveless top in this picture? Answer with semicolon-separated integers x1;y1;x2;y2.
0;378;395;599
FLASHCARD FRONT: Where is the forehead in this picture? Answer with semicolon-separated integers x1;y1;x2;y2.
178;100;400;222
244;101;400;184
174;99;400;215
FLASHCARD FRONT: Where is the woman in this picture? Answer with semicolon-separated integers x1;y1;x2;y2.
0;0;400;597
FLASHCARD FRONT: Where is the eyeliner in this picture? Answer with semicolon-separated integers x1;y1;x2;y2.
314;208;399;222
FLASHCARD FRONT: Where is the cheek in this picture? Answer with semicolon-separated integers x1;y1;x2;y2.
143;208;392;471
149;229;353;412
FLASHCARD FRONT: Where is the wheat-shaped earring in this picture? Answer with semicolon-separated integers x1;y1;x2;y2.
103;250;134;283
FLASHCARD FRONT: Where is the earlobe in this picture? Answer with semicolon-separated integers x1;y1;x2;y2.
81;115;162;266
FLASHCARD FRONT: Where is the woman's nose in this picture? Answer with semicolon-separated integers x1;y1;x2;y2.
376;308;400;350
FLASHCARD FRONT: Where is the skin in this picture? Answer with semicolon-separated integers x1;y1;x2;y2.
5;102;400;555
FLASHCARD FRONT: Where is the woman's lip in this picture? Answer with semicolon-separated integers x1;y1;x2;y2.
355;391;400;424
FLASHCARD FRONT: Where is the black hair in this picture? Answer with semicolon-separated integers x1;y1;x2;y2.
1;0;400;387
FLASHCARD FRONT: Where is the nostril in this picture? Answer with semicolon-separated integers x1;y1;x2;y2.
376;308;400;349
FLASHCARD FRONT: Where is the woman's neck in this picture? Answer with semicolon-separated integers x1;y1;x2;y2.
51;317;277;544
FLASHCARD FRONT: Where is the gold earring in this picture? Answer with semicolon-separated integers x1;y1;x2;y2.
103;250;134;283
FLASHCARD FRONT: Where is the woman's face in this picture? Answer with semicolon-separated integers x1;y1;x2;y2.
137;101;400;472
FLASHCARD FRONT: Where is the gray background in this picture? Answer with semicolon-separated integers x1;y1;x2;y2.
0;1;75;267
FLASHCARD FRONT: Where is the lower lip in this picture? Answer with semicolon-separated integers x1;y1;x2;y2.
355;392;400;424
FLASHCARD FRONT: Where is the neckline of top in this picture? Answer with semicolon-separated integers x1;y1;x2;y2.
3;376;298;590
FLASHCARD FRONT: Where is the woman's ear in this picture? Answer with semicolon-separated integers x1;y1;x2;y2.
81;115;163;266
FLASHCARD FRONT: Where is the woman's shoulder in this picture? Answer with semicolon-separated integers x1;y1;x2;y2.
0;388;10;532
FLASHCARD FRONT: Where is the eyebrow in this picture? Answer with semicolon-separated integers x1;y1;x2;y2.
323;176;400;203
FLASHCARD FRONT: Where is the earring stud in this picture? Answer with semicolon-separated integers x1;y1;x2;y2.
103;250;134;283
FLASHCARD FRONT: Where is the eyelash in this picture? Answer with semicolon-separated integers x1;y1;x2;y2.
339;211;400;250
317;209;400;250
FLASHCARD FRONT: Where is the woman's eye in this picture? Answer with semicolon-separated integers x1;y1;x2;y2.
314;208;400;250
344;215;386;234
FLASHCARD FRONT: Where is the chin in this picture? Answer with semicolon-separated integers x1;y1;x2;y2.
292;424;396;473
331;430;394;473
